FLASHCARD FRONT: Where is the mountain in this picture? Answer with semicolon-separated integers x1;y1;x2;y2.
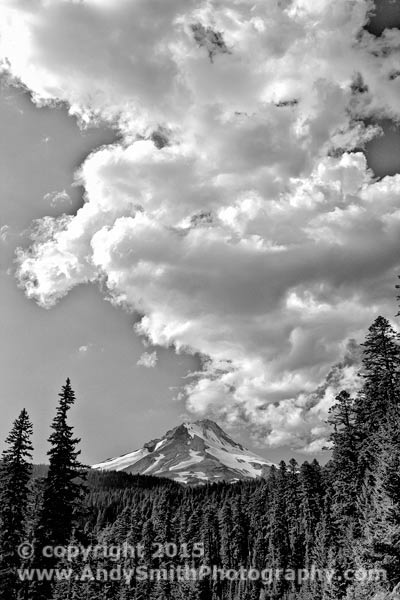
92;419;276;485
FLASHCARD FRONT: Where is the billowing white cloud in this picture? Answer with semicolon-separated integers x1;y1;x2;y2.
2;0;400;449
44;189;72;208
137;351;158;369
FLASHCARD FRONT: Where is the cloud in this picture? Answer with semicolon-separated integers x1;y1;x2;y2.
78;344;91;354
137;351;158;368
2;0;400;449
0;225;10;242
44;189;72;208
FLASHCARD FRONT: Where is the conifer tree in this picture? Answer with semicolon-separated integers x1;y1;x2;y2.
31;378;86;600
356;316;400;439
357;406;400;584
230;496;247;567
39;378;85;547
349;314;400;596
219;501;233;569
327;391;360;522
299;460;324;569
285;457;305;593
267;461;291;599
0;409;33;599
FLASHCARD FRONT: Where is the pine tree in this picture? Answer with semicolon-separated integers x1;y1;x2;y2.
327;391;360;523
40;378;85;545
0;409;33;599
266;461;291;599
31;378;86;600
348;314;400;596
219;501;233;569
356;316;400;446
357;408;400;586
230;496;247;568
299;460;324;570
365;316;399;396
285;458;305;596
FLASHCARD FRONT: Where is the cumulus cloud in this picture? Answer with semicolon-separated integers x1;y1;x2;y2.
2;0;400;449
44;189;72;208
137;351;158;369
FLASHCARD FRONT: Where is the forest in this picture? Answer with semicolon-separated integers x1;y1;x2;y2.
0;287;399;600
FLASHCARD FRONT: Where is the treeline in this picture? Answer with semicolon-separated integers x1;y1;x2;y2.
0;297;399;600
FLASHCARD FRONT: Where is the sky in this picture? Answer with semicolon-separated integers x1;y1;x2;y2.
0;0;399;466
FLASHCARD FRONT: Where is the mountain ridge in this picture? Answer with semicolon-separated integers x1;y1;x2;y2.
92;419;276;485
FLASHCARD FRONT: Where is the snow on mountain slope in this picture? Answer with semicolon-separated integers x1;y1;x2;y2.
92;419;276;484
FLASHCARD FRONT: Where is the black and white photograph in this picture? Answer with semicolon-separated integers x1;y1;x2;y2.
1;0;400;598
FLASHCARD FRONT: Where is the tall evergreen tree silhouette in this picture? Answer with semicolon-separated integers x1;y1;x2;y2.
41;378;85;546
327;390;360;522
0;408;33;600
359;316;399;419
31;378;86;600
355;316;400;475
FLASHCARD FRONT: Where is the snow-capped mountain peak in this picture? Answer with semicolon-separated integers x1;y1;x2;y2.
92;419;276;485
